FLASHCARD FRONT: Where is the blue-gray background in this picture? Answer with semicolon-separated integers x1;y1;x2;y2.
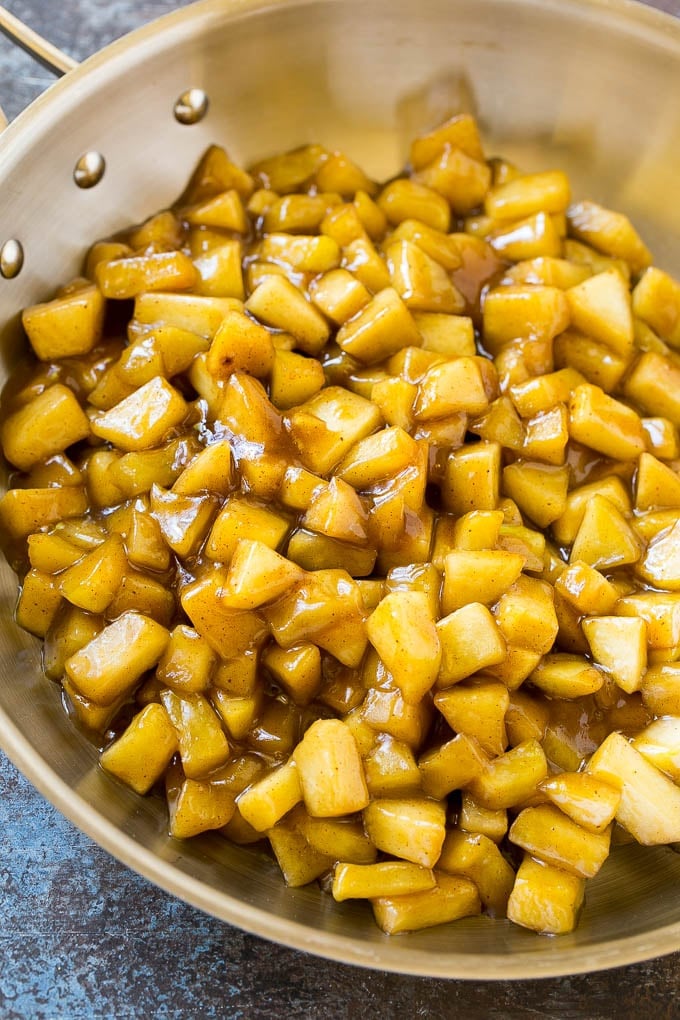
1;2;680;1017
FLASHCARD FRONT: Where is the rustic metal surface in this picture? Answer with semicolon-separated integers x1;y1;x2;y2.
1;0;680;1015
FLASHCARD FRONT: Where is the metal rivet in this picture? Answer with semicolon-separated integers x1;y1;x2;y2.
174;88;209;125
0;239;24;279
74;151;106;189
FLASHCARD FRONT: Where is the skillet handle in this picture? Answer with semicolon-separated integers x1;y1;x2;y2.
0;4;78;128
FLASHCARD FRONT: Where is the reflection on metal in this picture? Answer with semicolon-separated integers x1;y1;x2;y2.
0;238;24;279
173;88;209;125
74;151;106;189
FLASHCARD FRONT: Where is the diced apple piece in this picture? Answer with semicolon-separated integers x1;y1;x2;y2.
303;477;368;543
566;270;633;357
236;760;302;831
569;384;645;461
246;275;329;354
366;591;441;704
589;731;680;844
206;496;290;562
418;733;488;800
540;772;621;834
206;309;274;379
435;681;509;757
502;461;569;529
336;288;421;364
494;576;558;655
438;830;515;915
567;199;651;274
91;376;188;452
100;703;177;794
372;872;481;934
570;494;641;570
436;604;507;689
294;718;369;817
467;739;548;810
160;689;230;779
363;798;446;868
443;442;502;516
59;534;127;614
333;861;435;901
441;549;525;614
22;283;105;359
483;285;569;351
2;384;90;472
582;616;647;694
529;654;604;699
509;804;610;878
65;611;169;704
507;856;585;935
633;718;680;782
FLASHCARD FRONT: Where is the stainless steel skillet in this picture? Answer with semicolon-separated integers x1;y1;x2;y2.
1;0;680;979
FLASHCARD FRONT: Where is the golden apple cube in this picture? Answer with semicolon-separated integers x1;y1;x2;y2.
336;287;421;364
625;351;680;427
441;549;525;614
211;688;262;741
293;719;368;817
482;285;569;351
333;861;435;901
569;384;645;461
91;376;188;452
635;452;680;511
156;625;216;694
468;739;548;810
434;681;509;757
149;484;216;559
267;812;335;888
100;703;178;794
502;461;569;529
296;815;376;864
269;349;325;410
378;178;450;232
459;793;508;843
205;497;290;562
308;268;370;324
567;199;652;274
180;570;267;658
616;592;680;650
336;425;419;489
438;830;515;916
414;358;489;420
236;760;303;832
167;770;237;840
246;275;329;355
372;872;480;934
436;603;507;688
539;772;621;834
569;494;641;571
637;519;680;591
633;266;680;348
59;534;128;614
410;113;484;169
22;282;105;360
566;269;633;356
554;562;619;616
1;384;91;472
509;804;611;878
363;735;422;797
289;386;383;475
418;733;489;800
363;798;446;868
302;476;368;543
442;442;501;515
15;569;63;638
552;476;631;546
529;654;604;699
262;642;321;706
172;440;234;497
160;689;230;779
507;856;585;935
96;251;197;299
385;239;464;314
219;538;304;610
582;616;647;694
206;309;274;379
633;718;680;783
588;731;680;844
366;590;441;704
65;611;169;705
27;532;84;574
